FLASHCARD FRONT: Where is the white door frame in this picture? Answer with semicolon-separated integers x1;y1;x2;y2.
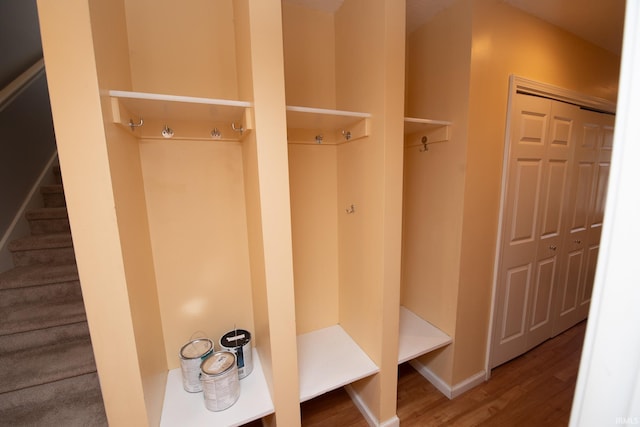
570;2;640;424
485;75;616;378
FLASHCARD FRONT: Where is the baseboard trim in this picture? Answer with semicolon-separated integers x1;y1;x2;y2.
344;385;400;427
451;370;486;398
409;359;486;400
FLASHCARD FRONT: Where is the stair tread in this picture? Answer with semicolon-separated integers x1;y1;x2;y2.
0;322;90;354
0;337;97;394
8;233;73;252
0;263;78;290
0;299;87;336
0;372;107;427
26;207;69;220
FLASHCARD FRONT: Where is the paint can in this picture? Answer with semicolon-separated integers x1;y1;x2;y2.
219;329;253;379
200;351;240;411
179;338;214;393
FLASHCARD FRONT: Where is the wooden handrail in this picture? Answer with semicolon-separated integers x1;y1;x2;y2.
0;58;45;112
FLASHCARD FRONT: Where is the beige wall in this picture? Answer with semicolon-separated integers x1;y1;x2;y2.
124;0;238;98
405;0;620;387
139;139;254;369
282;4;336;109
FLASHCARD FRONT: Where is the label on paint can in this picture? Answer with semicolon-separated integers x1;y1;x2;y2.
219;329;253;379
179;338;214;393
200;351;240;411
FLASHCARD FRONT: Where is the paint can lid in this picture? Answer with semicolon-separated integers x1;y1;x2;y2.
220;329;251;348
201;351;236;375
179;338;213;360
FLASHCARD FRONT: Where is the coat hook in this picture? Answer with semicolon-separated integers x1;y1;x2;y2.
315;134;323;144
342;130;352;141
128;118;144;131
231;122;244;135
211;128;222;139
345;204;356;214
161;124;174;138
419;135;429;152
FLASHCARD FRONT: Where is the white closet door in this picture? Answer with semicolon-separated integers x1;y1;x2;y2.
490;94;575;368
553;109;615;334
526;100;575;350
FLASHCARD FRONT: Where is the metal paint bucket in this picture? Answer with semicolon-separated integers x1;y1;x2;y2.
179;338;214;393
219;329;253;379
200;351;240;411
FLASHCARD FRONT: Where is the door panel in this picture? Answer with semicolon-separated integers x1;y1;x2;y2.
569;163;594;232
501;265;532;342
592;162;610;227
529;257;555;333
510;160;542;243
577;244;600;318
560;249;583;315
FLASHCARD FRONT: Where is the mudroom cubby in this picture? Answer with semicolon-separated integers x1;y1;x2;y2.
283;0;382;403
282;0;405;422
398;119;453;363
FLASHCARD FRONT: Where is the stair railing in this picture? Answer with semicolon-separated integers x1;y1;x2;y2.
0;58;58;272
0;58;45;112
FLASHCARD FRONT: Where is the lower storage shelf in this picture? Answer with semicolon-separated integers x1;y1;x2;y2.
297;325;379;402
398;306;452;364
160;348;274;427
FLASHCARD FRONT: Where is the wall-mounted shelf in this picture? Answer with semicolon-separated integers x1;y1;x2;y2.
286;106;371;145
404;117;452;151
297;325;379;402
109;90;253;141
160;348;273;427
398;306;452;364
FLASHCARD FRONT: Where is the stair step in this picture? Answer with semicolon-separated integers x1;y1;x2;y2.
8;233;75;267
0;372;107;426
0;322;90;354
40;184;66;208
0;298;87;336
26;207;70;235
0;280;82;309
0;336;97;394
0;263;78;291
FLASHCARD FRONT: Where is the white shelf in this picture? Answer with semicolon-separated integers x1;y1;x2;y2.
398;306;452;364
404;117;451;147
109;90;253;141
286;105;371;144
160;348;274;427
297;325;379;402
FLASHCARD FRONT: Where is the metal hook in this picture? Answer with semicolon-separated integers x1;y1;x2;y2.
161;124;174;138
345;204;356;214
231;122;244;135
342;130;352;141
128;118;144;131
419;135;429;152
211;128;222;139
315;135;323;144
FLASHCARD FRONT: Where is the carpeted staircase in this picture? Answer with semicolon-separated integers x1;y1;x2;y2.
0;167;108;426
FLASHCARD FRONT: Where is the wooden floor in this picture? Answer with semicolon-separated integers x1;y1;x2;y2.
298;320;587;427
